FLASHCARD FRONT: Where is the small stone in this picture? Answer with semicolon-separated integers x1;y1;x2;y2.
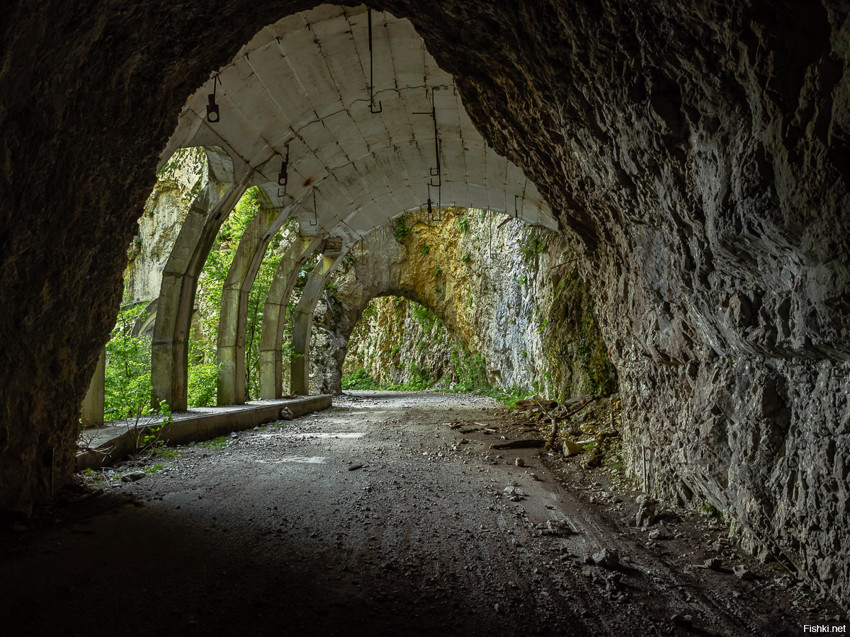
515;458;525;467
459;438;469;445
671;614;693;625
702;558;722;571
279;407;294;420
591;548;620;569
635;497;657;528
530;473;542;481
563;440;582;456
503;485;526;501
733;564;756;580
648;528;666;541
121;470;146;482
545;520;574;536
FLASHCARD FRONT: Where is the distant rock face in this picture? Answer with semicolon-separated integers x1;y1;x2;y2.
0;0;847;609
309;208;614;398
124;148;209;305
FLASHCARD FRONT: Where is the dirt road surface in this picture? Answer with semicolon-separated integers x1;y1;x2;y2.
0;392;844;636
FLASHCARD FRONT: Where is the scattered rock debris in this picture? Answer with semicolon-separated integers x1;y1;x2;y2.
4;391;842;636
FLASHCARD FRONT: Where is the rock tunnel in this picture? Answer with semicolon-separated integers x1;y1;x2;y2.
1;0;848;616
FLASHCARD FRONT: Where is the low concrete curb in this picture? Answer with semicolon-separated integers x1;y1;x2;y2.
76;395;331;471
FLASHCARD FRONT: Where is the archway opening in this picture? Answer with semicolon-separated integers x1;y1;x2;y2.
306;207;616;402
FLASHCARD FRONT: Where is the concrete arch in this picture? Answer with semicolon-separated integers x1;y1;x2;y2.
130;299;158;338
162;6;556;249
215;186;296;405
151;148;252;411
290;248;345;395
259;235;324;399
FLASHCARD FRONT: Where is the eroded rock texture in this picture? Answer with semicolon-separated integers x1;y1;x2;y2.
0;0;847;606
309;208;613;397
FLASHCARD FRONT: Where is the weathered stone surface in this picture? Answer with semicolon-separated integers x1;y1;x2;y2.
125;148;209;305
0;0;847;608
311;208;613;397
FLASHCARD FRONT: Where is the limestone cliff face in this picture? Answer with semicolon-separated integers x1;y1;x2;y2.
309;208;614;399
124;148;208;305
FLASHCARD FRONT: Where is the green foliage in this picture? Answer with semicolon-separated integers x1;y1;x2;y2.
434;265;443;278
187;359;220;408
342;368;379;389
483;386;533;409
520;234;547;258
577;298;618;397
201;435;230;450
457;216;470;232
420;244;430;256
104;305;155;420
193;187;287;403
383;361;433;391
393;218;412;243
449;345;489;392
461;252;471;263
412;302;441;335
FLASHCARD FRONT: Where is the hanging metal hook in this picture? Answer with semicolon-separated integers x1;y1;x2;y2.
206;76;220;123
368;10;382;114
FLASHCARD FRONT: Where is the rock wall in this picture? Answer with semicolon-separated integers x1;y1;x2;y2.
124;148;209;305
0;0;847;608
309;208;614;398
340;296;472;389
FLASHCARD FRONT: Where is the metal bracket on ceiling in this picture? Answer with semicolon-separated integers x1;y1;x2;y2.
426;182;443;223
368;9;382;114
277;145;290;198
414;88;442;188
415;88;444;222
207;76;220;123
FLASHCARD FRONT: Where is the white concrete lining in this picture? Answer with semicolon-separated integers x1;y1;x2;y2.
159;5;556;245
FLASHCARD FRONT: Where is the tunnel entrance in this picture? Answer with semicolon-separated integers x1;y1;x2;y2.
2;0;847;616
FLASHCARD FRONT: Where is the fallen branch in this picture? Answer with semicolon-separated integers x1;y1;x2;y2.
545;395;598;450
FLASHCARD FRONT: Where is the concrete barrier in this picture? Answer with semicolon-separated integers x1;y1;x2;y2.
76;395;331;471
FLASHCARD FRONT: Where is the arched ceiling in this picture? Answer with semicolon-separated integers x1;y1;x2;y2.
160;4;556;247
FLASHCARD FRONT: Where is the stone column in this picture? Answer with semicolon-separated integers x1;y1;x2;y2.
151;149;249;411
259;236;323;399
80;349;105;428
290;249;344;395
216;188;291;405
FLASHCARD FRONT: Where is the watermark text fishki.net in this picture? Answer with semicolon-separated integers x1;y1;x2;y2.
803;625;847;633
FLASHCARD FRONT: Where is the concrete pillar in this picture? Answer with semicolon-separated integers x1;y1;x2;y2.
151;150;249;411
80;349;105;428
290;251;343;395
216;188;291;405
259;236;323;399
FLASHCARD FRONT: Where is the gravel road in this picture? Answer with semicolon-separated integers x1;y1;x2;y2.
0;391;843;636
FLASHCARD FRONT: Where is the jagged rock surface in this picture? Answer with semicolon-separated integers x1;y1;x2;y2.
124;148;209;305
310;208;613;398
